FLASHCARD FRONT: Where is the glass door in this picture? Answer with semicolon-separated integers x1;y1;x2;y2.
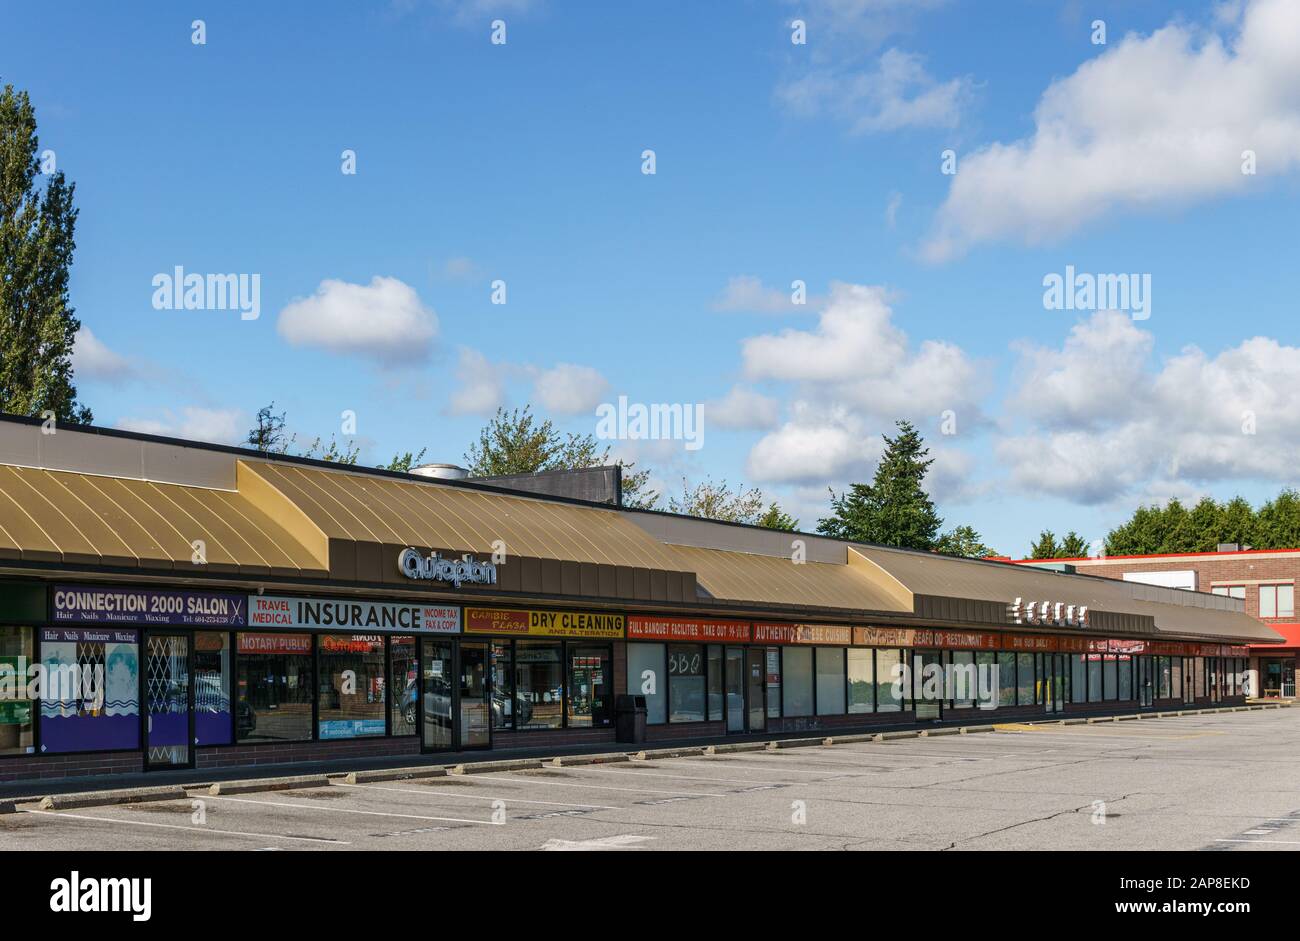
145;632;191;769
420;639;455;752
745;648;766;732
913;651;942;720
724;647;745;732
1138;657;1153;707
459;641;491;749
1182;658;1196;704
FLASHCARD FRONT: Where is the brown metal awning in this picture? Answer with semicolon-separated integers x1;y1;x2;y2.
0;463;328;577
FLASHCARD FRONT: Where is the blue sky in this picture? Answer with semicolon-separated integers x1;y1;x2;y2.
5;0;1300;556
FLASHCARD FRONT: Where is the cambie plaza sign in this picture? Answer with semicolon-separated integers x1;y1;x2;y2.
398;548;498;588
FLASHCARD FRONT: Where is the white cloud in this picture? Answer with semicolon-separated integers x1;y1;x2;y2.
394;0;540;27
532;363;609;415
740;283;987;490
72;328;136;382
117;407;244;445
924;0;1300;260
885;191;903;228
777;48;972;133
712;275;821;314
998;310;1300;503
440;256;480;280
784;0;951;52
706;385;781;430
447;348;509;416
277;276;438;366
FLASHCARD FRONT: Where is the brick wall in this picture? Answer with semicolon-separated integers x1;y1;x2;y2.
0;750;143;783
195;735;421;769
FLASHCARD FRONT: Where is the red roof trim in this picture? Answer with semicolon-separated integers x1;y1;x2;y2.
1010;547;1300;564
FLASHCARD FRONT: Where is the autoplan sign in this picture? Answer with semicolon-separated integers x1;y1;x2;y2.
398;548;497;588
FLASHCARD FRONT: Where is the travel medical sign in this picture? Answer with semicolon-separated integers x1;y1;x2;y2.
53;585;246;627
248;595;461;633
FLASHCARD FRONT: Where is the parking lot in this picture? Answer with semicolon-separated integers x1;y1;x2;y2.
5;708;1299;852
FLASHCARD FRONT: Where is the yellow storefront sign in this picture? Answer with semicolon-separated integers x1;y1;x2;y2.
464;607;625;638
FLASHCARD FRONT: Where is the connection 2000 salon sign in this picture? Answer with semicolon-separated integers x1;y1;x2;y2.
248;595;461;633
52;585;247;627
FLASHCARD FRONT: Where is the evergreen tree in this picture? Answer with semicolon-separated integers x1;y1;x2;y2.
756;502;799;532
0;82;92;423
1058;531;1089;558
817;420;942;549
934;525;997;559
1256;489;1300;548
1029;530;1059;559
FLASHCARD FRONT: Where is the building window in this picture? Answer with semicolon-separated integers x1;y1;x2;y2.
765;648;783;718
976;651;996;709
1071;655;1087;703
194;631;232;746
39;627;140;753
1118;656;1133;700
1211;585;1246;599
1170;658;1182;699
627;643;666;724
0;627;34;755
815;647;846;716
998;652;1017;706
1087;656;1102;703
875;648;903;712
1103;655;1119;701
516;641;563;730
1016;652;1035;706
1260;584;1295;618
707;645;724;721
317;634;386;739
950;651;976;708
236;632;313;742
389;635;418;736
490;641;514;730
782;647;814;717
1157;657;1171;699
847;648;874;714
667;644;706;723
568;645;612;728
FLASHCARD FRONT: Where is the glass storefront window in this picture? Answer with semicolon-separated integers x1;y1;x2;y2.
1071;655;1087;703
998;652;1017;706
1158;657;1171;699
1016;652;1035;706
627;643;666;724
390;635;418;736
1171;658;1182;699
40;627;140;753
1103;655;1119;701
517;641;563;730
236;632;313;742
707;645;723;721
318;634;386;739
0;627;34;755
1118;656;1133;700
668;644;706;723
765;647;782;718
875;648;902;712
568;645;612;728
815;647;846;716
782;647;813;717
194;630;232;746
950;651;976;708
491;641;514;730
847;648;874;713
1087;656;1102;702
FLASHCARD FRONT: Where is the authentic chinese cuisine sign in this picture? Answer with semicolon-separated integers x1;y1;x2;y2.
465;608;624;638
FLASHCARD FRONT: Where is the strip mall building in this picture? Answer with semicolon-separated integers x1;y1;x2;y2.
0;416;1282;783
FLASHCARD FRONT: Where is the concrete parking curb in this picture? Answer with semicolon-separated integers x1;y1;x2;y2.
920;727;959;737
549;754;629;767
204;775;330;796
39;785;189;810
703;742;769;754
0;799;17;814
875;730;919;741
631;747;706;761
821;734;877;745
342;766;449;784
960;725;994;734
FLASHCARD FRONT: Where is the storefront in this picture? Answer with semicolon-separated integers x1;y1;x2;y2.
0;415;1282;782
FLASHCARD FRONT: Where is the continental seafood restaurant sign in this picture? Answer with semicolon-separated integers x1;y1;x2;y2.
466;607;624;638
53;585;246;627
249;595;461;633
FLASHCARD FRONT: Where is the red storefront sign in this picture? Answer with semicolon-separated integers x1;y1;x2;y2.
627;616;751;643
853;627;1000;650
237;632;313;655
753;623;853;645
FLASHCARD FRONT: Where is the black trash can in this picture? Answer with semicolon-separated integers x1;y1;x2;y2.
615;694;647;744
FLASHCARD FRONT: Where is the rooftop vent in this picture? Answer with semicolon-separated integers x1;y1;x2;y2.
409;463;469;480
1216;543;1251;553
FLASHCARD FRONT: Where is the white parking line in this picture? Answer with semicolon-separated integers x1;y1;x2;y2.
668;759;864;776
492;773;729;799
1215;838;1300;845
203;794;502;826
572;766;802;787
334;782;617;810
22;809;350;845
